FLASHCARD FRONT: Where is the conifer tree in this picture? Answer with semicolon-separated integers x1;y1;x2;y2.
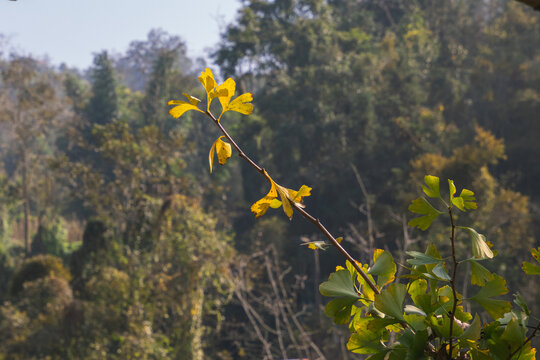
86;51;117;128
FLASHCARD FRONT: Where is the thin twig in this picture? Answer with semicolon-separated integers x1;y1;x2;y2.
206;110;380;295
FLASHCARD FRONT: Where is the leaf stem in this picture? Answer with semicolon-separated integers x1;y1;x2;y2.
205;110;380;295
448;206;459;359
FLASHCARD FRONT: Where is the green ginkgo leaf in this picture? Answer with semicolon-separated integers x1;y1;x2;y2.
470;274;512;319
374;283;406;321
522;247;540;275
319;270;361;300
368;249;396;287
325;297;356;324
459;188;477;209
467;259;493;286
522;261;540;275
422;175;441;198
431;262;451;281
460;314;481;341
408;198;443;231
406;251;442;266
448;179;457;199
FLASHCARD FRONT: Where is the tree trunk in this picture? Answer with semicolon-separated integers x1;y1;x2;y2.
21;148;30;256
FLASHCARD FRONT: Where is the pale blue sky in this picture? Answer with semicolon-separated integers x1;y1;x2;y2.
0;0;242;69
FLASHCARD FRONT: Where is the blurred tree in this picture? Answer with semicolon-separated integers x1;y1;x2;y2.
0;57;69;255
116;28;193;91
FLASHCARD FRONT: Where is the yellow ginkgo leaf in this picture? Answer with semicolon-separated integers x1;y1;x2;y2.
294;185;312;201
251;179;278;218
215;137;232;165
208;136;232;172
301;241;330;250
269;198;282;208
182;93;201;106
276;184;293;219
168;100;202;118
251;195;276;218
208;142;216;173
216;78;236;111
227;93;254;115
198;68;217;110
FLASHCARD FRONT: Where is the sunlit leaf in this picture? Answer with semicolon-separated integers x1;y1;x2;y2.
198;68;217;110
448;179;457;199
460;227;493;259
276;184;293;219
227;92;253;115
182;92;201;106
269;198;282;208
407;279;427;304
215;78;236;111
168;100;202;118
250;176;278;218
451;196;466;211
408;197;443;231
292;184;312;203
301;241;330;250
352;261;376;305
215;137;232;165
368;249;396;287
208;141;216;173
250;195;276;218
459;188;477;209
404;304;426;316
422;175;441;198
208;136;232;172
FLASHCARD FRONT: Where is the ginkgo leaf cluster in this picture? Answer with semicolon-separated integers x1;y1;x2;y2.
168;68;253;121
250;171;312;220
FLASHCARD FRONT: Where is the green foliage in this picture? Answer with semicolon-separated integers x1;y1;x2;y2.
319;176;538;358
10;254;71;295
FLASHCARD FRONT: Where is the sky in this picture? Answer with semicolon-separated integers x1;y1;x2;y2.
0;0;242;69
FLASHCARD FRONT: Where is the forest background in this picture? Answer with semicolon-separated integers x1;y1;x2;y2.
0;0;539;359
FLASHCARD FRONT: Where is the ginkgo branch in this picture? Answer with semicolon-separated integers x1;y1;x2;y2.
205;109;380;295
448;206;459;359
